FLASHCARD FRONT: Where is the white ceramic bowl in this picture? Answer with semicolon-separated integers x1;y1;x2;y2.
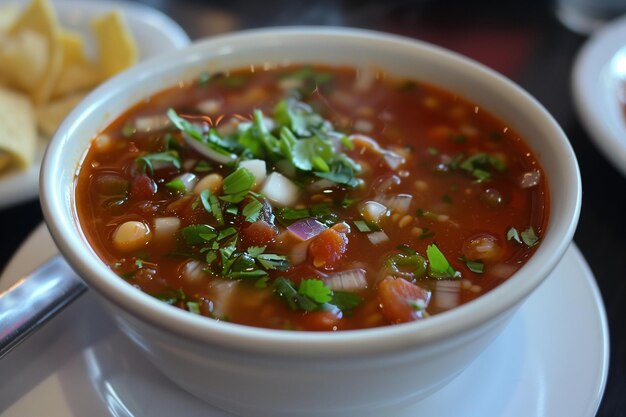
40;27;581;417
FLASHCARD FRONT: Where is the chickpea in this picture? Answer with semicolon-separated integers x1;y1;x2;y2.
462;234;502;262
112;221;151;252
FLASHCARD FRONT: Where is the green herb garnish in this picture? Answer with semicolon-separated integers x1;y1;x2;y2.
426;244;460;279
135;151;180;174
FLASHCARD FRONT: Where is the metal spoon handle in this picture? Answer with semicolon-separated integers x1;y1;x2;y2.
0;255;87;359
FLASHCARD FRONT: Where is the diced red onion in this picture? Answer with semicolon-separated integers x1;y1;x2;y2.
367;230;389;245
287;218;327;241
519;170;541;188
324;268;368;292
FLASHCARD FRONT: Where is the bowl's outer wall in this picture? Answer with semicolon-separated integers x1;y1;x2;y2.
41;28;581;416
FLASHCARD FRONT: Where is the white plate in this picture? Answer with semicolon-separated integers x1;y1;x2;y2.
573;13;626;177
0;224;609;417
0;0;190;209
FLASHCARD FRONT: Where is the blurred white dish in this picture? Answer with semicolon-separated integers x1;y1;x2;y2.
573;13;626;177
0;224;608;417
0;0;190;210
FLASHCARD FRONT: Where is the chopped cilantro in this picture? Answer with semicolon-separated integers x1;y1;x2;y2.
507;226;539;247
242;199;263;222
182;224;217;246
199;190;224;226
459;256;484;273
186;301;201;314
521;227;540;247
221;167;255;203
135;151;180;175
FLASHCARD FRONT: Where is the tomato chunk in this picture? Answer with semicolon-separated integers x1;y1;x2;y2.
241;220;278;247
308;227;348;270
378;277;431;324
300;308;342;331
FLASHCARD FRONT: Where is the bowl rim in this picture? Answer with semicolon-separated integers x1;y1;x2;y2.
41;26;581;357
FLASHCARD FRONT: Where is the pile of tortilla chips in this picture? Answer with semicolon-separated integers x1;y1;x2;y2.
0;0;138;175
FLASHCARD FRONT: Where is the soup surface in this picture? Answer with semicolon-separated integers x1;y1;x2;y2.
75;64;548;331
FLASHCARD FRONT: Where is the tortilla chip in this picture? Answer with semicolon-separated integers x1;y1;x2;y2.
7;0;63;105
91;11;138;77
36;92;85;137
52;30;102;98
0;5;19;33
0;88;37;173
0;29;48;88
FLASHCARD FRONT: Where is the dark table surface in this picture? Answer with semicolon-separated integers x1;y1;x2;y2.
1;0;625;415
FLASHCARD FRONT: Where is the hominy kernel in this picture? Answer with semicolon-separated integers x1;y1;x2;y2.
398;214;413;228
194;173;223;195
461;279;472;289
470;285;482;293
112;221;151;252
391;213;401;223
411;227;423;237
415;180;428;192
437;214;450;222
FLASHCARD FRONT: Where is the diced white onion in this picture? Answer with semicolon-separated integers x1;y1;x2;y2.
376;193;413;214
359;201;388;223
196;99;222;114
382;150;406;170
354;119;373;133
278;78;304;91
490;263;518;280
367;230;389;245
375;175;401;192
260;172;300;207
153;217;181;243
207;279;239;318
519;170;541;188
134;114;170;132
239;159;267;190
181;260;208;284
354;66;375;92
432;280;460;310
324;269;368;292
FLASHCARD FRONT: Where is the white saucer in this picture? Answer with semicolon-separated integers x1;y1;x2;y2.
573;13;626;178
0;0;191;209
0;224;609;417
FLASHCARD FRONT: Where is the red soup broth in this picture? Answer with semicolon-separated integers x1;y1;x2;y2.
75;64;549;331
